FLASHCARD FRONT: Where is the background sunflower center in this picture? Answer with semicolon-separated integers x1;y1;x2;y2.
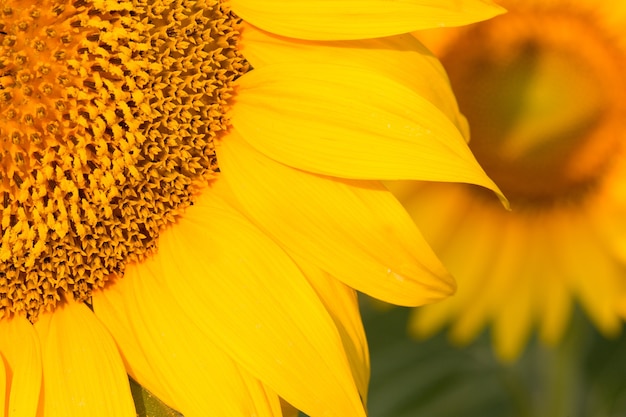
439;9;626;207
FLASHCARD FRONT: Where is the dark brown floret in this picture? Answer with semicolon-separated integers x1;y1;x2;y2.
0;0;249;321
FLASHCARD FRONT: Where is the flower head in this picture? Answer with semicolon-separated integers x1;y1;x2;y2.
0;0;504;415
392;0;626;361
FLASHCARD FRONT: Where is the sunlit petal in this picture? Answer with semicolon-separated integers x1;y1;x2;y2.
292;256;370;401
240;24;468;137
156;190;365;417
94;263;282;417
0;316;41;417
218;133;455;306
232;63;505;204
231;0;505;40
34;303;135;417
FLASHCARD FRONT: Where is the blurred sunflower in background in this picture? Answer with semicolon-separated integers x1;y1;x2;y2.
0;0;506;416
388;0;626;362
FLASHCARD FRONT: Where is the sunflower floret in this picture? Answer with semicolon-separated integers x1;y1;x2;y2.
0;0;249;321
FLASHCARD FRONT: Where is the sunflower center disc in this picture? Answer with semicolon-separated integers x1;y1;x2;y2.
0;0;248;321
441;9;626;207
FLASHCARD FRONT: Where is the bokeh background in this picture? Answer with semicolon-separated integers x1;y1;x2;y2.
362;302;626;417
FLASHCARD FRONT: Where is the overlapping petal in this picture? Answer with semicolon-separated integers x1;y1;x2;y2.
217;132;456;306
94;265;281;417
292;256;370;401
152;190;365;417
239;24;468;137
401;184;549;359
232;63;505;205
0;355;5;415
33;302;135;417
231;0;505;40
407;192;500;343
0;316;41;417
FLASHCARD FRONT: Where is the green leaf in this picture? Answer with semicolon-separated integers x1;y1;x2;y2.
130;377;183;417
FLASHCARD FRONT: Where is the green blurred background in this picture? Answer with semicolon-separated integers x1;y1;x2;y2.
361;301;626;417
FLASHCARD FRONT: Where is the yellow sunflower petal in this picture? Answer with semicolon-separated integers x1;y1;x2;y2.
0;353;5;415
292;256;370;402
155;190;365;417
232;63;505;204
491;259;534;362
217;133;455;306
230;0;505;40
450;210;529;347
410;191;496;342
33;302;135;417
385;181;475;250
240;24;468;137
0;316;41;417
405;188;482;339
94;262;282;417
555;211;623;336
534;218;572;346
92;283;176;411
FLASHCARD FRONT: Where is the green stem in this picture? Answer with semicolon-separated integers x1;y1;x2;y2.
533;314;587;417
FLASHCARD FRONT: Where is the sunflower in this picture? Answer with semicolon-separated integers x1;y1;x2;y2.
389;0;626;362
0;0;505;415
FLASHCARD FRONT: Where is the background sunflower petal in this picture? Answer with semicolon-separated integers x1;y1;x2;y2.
217;134;456;306
156;190;365;417
33;302;136;417
231;0;505;40
554;212;624;337
408;193;495;342
232;63;506;205
0;316;41;417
